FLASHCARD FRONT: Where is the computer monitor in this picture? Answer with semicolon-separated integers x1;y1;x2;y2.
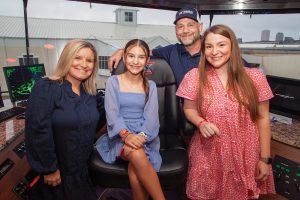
3;64;46;103
266;75;300;118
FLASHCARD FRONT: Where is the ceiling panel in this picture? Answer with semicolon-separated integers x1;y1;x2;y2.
69;0;300;14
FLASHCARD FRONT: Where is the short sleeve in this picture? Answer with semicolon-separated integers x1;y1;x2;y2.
176;68;199;100
247;68;274;102
152;45;174;61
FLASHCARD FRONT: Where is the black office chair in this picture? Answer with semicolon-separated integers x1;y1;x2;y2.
89;58;191;195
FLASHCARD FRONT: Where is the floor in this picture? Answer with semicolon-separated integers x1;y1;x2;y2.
259;194;287;200
96;186;182;200
95;186;288;200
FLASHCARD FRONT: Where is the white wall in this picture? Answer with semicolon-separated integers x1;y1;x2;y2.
242;53;300;79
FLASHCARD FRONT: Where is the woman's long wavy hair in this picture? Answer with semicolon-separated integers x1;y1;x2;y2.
123;39;150;103
49;39;99;95
198;24;259;122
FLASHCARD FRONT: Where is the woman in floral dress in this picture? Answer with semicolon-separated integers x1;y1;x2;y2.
176;24;275;200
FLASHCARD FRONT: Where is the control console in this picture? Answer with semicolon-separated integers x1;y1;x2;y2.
273;155;300;200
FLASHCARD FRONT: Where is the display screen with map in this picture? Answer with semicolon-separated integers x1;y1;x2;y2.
3;64;46;103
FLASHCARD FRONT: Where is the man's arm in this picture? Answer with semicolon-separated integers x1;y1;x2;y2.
108;49;124;72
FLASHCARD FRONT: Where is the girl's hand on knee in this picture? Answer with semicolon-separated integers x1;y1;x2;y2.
121;144;135;159
125;134;145;149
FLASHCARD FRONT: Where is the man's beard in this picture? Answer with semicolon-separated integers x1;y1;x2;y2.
179;34;200;47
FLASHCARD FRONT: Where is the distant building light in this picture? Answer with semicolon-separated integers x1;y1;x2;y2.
44;44;55;49
6;58;16;63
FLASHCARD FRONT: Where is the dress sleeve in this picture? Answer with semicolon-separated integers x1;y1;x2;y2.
25;79;58;174
176;68;199;100
248;69;274;102
105;76;127;139
139;81;160;142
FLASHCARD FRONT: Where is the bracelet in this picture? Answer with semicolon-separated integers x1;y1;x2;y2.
123;132;131;142
119;129;131;142
197;119;207;129
119;129;128;138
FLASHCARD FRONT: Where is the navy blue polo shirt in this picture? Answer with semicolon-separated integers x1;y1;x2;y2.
152;43;200;85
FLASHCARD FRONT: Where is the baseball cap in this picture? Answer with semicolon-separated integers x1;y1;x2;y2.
174;7;199;24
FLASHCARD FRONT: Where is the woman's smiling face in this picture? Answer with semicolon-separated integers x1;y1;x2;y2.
66;47;95;84
204;32;231;69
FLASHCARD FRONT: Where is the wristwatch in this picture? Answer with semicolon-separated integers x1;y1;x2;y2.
260;157;273;164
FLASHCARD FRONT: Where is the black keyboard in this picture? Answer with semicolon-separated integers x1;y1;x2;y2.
0;107;26;123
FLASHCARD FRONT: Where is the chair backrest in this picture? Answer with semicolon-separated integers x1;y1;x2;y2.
113;58;180;137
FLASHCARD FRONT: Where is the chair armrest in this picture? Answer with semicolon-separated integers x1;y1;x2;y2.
181;118;195;136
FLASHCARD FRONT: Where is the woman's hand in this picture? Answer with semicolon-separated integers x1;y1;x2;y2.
125;133;146;149
182;99;220;138
255;161;270;181
44;169;61;187
199;121;220;138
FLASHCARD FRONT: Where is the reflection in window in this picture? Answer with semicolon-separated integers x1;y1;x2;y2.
99;56;109;70
125;12;133;22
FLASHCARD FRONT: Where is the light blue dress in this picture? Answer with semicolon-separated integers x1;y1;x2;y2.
96;75;161;171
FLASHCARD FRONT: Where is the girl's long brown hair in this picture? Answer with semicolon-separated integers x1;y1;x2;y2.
124;39;150;103
198;24;259;122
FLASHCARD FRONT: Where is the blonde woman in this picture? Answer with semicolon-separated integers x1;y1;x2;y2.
25;39;100;200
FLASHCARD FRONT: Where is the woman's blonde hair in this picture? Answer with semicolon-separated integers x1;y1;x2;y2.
198;24;259;122
49;39;99;95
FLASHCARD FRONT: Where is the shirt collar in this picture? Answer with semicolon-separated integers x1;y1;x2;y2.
63;79;84;98
178;43;201;57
